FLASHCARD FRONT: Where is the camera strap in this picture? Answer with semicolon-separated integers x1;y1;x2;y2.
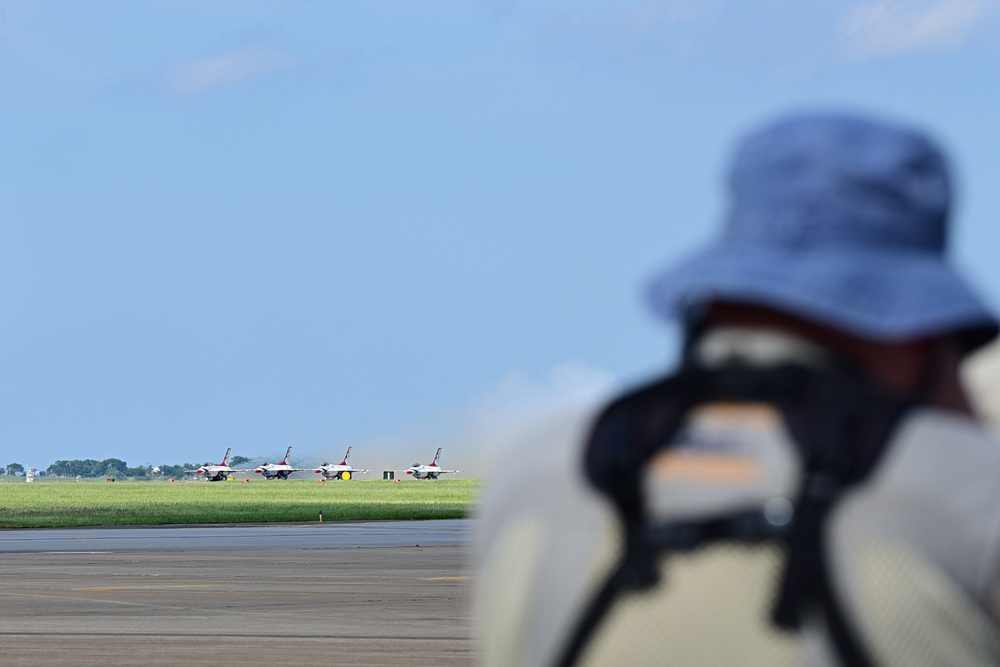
554;361;916;667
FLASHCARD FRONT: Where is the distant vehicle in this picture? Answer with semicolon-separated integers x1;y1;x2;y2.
314;447;370;481
188;448;237;482
254;446;307;480
405;448;459;479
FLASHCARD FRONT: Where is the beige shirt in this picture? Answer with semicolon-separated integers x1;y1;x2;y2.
474;336;1000;666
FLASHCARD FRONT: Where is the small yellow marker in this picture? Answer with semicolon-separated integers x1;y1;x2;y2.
319;511;323;522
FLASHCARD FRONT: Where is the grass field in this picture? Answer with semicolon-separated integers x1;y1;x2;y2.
0;478;481;528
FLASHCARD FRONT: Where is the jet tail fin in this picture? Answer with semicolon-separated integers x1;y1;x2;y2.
280;446;293;465
340;446;352;466
221;447;232;466
431;447;442;466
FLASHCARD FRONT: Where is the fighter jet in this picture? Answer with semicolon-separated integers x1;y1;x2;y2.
189;448;237;482
253;446;307;480
314;446;370;481
405;448;459;479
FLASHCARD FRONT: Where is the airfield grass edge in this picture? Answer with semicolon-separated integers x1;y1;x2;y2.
0;479;481;529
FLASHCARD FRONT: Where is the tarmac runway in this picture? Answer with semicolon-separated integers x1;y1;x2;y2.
0;520;476;666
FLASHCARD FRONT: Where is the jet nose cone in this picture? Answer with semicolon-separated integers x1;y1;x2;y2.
254;468;263;473
314;469;323;474
196;469;205;474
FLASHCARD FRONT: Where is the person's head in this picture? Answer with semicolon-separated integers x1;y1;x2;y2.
646;111;998;410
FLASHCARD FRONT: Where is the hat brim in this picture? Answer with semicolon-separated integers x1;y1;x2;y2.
647;242;998;350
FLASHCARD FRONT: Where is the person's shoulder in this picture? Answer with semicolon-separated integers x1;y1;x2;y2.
873;407;1000;499
895;408;1000;459
473;410;622;667
475;411;612;536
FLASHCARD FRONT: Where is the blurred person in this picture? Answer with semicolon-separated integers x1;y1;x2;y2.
962;339;1000;428
474;112;1000;666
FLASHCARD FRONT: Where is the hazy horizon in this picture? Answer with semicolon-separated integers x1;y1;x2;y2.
6;1;1000;479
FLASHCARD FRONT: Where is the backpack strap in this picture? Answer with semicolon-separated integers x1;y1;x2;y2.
554;362;915;667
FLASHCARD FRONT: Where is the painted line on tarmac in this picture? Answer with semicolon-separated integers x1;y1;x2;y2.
423;576;471;581
72;584;220;591
2;591;201;609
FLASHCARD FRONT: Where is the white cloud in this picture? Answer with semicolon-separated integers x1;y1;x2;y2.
372;363;619;479
299;363;619;479
540;2;710;66
479;0;520;23
551;3;703;39
163;43;296;97
469;363;619;423
450;363;619;477
840;0;998;60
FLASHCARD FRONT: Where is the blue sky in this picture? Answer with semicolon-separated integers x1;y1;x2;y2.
4;0;1000;475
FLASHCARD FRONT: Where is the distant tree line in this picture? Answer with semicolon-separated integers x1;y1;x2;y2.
45;459;198;479
4;463;25;476
4;453;263;480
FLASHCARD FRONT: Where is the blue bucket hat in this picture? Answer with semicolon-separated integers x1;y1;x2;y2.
647;112;998;350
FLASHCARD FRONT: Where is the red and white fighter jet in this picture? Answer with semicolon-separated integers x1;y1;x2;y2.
254;446;307;480
189;448;237;482
405;448;460;479
314;447;370;481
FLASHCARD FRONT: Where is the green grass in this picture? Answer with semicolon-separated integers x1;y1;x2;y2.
0;478;481;528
